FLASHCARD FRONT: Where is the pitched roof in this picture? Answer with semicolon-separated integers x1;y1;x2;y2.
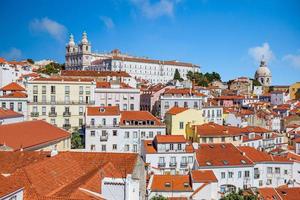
191;170;217;183
150;175;193;192
0;151;138;200
0;91;27;98
143;140;194;154
96;81;132;89
0;108;23;120
0;82;25;91
193;122;243;137
0;175;23;198
259;187;300;200
196;143;253;167
32;77;94;82
166;107;189;115
154;135;186;144
120;111;163;125
238;146;292;163
241;126;271;133
0;120;70;151
164;88;205;96
61;70;131;78
86;106;120;116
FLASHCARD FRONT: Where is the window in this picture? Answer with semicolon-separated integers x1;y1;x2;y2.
238;171;242;178
174;102;178;107
170;156;176;164
266;179;272;185
130;104;134;110
125;144;130;151
51;86;55;94
123;104;128;110
42;106;46;115
228;172;233;178
65;95;70;104
79;107;83;115
113;130;117;136
202;138;207;143
79;96;83;103
178;143;182;150
188;156;193;163
9;102;14;110
159;157;165;164
113;118;117;125
284;170;288;175
149;131;153;138
51;118;55;125
267;167;272;174
194;101;198;108
179;122;184;129
51;95;55;103
33;85;38;93
101;145;106;152
275;167;280;174
91;131;95;136
79;118;83;126
133;144;137;152
244;171;250;178
259;180;263;186
102;118;106;125
90;145;96;151
221;172;226;179
42;95;46;103
125;131;130;138
112;144;117;150
164;102;169;109
33;95;38;103
1;102;6;108
79;86;83;94
184;102;188;108
209;137;213;143
221;137;225;142
170;144;174;150
65;86;70;94
133;131;138;138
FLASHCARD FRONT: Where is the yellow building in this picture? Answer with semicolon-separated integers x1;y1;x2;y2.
27;77;96;131
289;82;300;100
165;107;203;138
186;122;243;146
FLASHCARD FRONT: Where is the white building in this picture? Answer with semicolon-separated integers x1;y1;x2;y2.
159;88;206;119
202;106;223;125
94;81;140;111
141;135;195;175
65;32;200;84
0;108;24;125
271;91;290;105
85;106;166;154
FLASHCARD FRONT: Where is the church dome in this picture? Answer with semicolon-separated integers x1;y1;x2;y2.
255;60;271;78
81;31;89;44
68;34;75;46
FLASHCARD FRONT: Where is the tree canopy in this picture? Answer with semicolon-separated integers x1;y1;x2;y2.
26;58;34;64
186;71;221;87
150;195;167;200
37;62;64;75
173;68;183;81
220;190;257;200
71;129;84;149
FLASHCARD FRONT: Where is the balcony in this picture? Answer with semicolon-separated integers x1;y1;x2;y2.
79;91;84;95
169;162;177;167
28;100;95;105
63;111;71;117
180;162;188;168
254;174;260;179
65;91;70;95
48;112;57;117
42;90;46;94
100;135;108;141
30;112;39;117
86;91;91;95
158;162;166;168
33;90;38;94
79;112;84;116
63;124;71;130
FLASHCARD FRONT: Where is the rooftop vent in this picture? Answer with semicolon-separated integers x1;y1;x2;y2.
221;144;226;148
209;144;214;148
206;161;212;166
241;159;246;164
100;108;105;112
165;182;171;187
184;182;189;188
222;160;228;165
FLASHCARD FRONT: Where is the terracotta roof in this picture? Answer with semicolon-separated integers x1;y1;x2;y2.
238;146;292;163
0;82;25;91
193;122;243;137
0;151;138;200
150;175;193;192
259;187;300;200
258;188;280;200
120;111;163;126
154;135;186;144
61;70;131;77
0;175;23;198
215;95;244;100
196;143;253;167
96;81;132;89
242;134;263;142
0;120;70;151
241;126;271;133
86;106;120;116
166;107;189;115
0;108;23;120
32;77;94;82
111;55;199;68
143;140;194;154
191;170;217;183
0;91;27;98
0;57;6;63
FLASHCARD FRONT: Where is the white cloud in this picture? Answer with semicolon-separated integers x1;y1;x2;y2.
100;16;115;29
131;0;179;19
283;53;300;69
29;17;67;42
0;48;22;60
248;42;274;63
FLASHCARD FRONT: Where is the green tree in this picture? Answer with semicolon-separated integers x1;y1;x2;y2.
220;190;257;200
37;62;64;75
173;68;183;81
150;195;167;200
252;79;262;87
186;71;221;86
27;58;34;64
71;129;84;149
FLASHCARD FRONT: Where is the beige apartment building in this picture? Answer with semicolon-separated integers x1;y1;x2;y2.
27;77;96;130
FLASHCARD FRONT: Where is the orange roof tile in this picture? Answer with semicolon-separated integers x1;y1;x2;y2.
0;108;23;119
259;187;300;200
61;70;131;78
0;82;25;91
0;91;27;98
191;170;217;183
0;57;6;63
166;107;189;115
120;111;163;126
164;88;205;96
196;143;253;167
32;77;94;82
0;120;70;151
155;135;186;143
87;106;120;116
0;175;23;198
194;122;243;137
150;175;193;192
241;126;271;133
96;81;132;89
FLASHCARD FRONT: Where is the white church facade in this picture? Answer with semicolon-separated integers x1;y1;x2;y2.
65;32;200;84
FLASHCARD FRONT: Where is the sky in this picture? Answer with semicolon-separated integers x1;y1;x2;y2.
0;0;300;85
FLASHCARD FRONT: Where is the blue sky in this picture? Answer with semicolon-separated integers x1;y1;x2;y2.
0;0;300;85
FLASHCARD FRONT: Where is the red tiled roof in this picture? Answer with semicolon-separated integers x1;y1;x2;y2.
0;82;25;91
0;120;70;151
215;95;244;100
0;57;6;63
96;81;132;88
32;77;94;82
194;122;243;137
0;175;23;198
0;151;138;200
143;140;194;154
259;187;300;200
120;111;163;125
87;106;120;116
241;126;271;133
191;170;217;183
0;91;27;98
150;175;193;192
164;88;205;96
155;135;186;144
166;107;189;115
242;134;263;142
61;70;131;77
196;143;253;167
0;108;23;120
258;188;280;200
238;146;292;163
